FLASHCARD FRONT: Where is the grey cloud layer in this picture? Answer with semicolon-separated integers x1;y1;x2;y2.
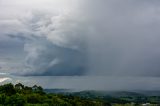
1;0;160;77
85;0;160;77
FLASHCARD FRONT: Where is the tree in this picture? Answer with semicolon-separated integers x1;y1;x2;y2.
5;94;26;106
0;83;16;95
32;85;45;94
15;83;24;90
32;85;38;91
23;86;32;94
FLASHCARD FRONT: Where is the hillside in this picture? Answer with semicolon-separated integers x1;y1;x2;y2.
0;83;110;106
0;83;160;105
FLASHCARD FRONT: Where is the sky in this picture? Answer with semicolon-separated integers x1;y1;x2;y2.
1;0;160;90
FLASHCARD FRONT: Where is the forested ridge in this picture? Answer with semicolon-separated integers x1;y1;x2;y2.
0;83;110;106
0;83;160;106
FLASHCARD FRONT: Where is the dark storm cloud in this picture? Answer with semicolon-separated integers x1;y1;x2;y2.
1;0;160;79
1;0;160;90
0;0;88;76
18;37;87;76
19;10;88;76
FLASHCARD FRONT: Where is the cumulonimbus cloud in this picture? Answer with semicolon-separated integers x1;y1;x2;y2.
0;0;88;76
21;10;89;76
1;0;160;77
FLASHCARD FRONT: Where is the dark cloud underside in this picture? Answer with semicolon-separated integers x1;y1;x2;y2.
0;0;160;90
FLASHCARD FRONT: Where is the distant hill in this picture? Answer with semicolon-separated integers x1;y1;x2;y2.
70;90;145;99
133;90;160;96
44;89;160;97
44;88;73;94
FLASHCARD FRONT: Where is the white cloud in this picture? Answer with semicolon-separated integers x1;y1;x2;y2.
0;77;12;83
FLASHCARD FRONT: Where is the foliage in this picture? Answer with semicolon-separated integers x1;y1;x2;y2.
0;83;109;106
0;83;160;106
